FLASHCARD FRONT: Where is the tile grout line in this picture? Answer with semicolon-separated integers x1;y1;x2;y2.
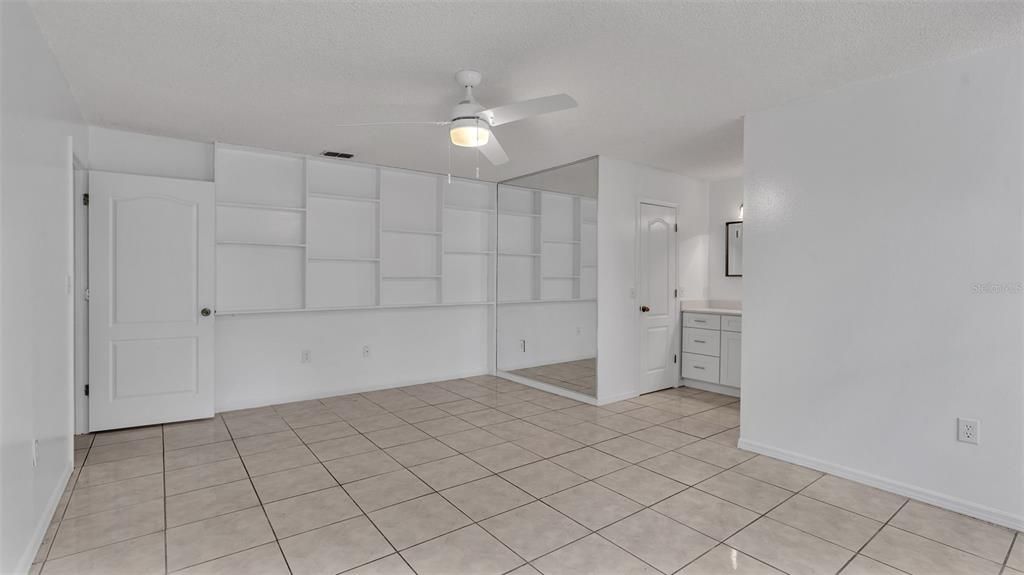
1000;532;1019;575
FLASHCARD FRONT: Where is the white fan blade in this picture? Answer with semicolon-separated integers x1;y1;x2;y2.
481;94;577;126
336;121;449;127
479;133;509;165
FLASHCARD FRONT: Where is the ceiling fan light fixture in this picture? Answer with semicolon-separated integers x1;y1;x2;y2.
449;118;490;148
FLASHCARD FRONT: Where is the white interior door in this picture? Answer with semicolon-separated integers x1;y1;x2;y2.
638;202;678;394
88;171;215;431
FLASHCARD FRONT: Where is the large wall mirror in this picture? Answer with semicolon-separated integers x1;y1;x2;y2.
495;158;598;398
726;221;743;277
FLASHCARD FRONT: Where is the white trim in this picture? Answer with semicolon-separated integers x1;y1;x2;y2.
679;377;740;398
738;438;1024;531
496;371;599;405
596;389;639;405
17;463;72;574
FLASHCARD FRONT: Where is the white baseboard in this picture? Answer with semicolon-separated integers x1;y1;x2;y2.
679;378;740;398
596;389;639;405
738;438;1024;531
215;369;491;413
17;462;72;574
496;371;599;405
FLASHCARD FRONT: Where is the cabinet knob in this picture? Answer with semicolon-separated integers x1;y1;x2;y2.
640;305;650;313
200;308;212;317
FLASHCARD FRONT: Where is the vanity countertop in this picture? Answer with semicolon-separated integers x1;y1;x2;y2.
680;304;742;316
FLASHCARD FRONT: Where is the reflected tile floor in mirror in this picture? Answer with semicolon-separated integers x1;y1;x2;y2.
510;358;596;396
37;377;1022;575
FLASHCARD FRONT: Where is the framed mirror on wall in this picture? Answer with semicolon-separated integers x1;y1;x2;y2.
495;157;598;398
726;221;743;277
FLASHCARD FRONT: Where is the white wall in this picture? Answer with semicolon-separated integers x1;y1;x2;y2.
596;156;708;403
215;306;491;411
1;2;88;572
742;44;1024;529
707;177;743;305
88;126;213;181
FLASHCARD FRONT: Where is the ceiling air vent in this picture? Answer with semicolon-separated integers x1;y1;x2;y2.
321;151;354;159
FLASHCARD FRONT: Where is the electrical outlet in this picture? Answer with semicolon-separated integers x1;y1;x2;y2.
957;418;979;444
32;439;38;468
362;345;371;359
300;350;311;363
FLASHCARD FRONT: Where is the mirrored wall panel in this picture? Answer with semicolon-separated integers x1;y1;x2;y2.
496;158;598;397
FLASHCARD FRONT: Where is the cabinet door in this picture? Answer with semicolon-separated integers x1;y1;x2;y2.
720;331;742;388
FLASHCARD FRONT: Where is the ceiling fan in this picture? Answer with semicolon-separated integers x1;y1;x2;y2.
338;69;577;166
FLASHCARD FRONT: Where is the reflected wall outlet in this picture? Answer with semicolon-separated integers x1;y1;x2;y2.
301;350;311;363
957;418;979;445
362;345;371;359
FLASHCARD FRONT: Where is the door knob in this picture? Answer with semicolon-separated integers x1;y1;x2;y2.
200;308;212;317
640;305;650;312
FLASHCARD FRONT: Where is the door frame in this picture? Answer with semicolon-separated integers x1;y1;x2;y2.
634;198;679;396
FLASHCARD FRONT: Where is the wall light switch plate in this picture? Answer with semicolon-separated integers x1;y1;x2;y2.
957;418;979;445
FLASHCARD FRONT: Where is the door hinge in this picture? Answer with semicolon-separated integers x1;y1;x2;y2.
674;223;678;232
82;193;89;206
674;354;678;364
674;289;678;298
84;384;89;396
84;288;90;301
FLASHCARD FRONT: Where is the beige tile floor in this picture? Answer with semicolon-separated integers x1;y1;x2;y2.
35;375;1023;575
511;358;596;396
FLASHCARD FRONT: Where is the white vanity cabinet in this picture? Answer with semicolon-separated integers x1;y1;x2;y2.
680;310;741;395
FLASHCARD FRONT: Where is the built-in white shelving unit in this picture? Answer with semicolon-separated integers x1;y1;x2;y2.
497;185;597;303
215;144;497;314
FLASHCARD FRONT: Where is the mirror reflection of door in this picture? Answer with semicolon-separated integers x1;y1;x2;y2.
726;221;743;277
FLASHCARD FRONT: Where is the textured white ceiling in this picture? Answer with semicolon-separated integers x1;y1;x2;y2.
31;1;1023;181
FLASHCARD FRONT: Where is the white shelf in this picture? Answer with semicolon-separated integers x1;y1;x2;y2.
309;256;380;262
445;205;495;214
217;301;495;315
499;298;596;304
582;219;597;224
382;229;442;236
217;202;307;213
501;211;541;218
217;146;498;313
309;192;380;204
543;239;581;245
217;240;306;248
543;276;580;280
499;252;541;257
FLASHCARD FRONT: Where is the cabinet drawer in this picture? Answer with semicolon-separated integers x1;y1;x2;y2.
682;352;720;383
683;312;720;330
682;327;720;356
722;315;742;333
